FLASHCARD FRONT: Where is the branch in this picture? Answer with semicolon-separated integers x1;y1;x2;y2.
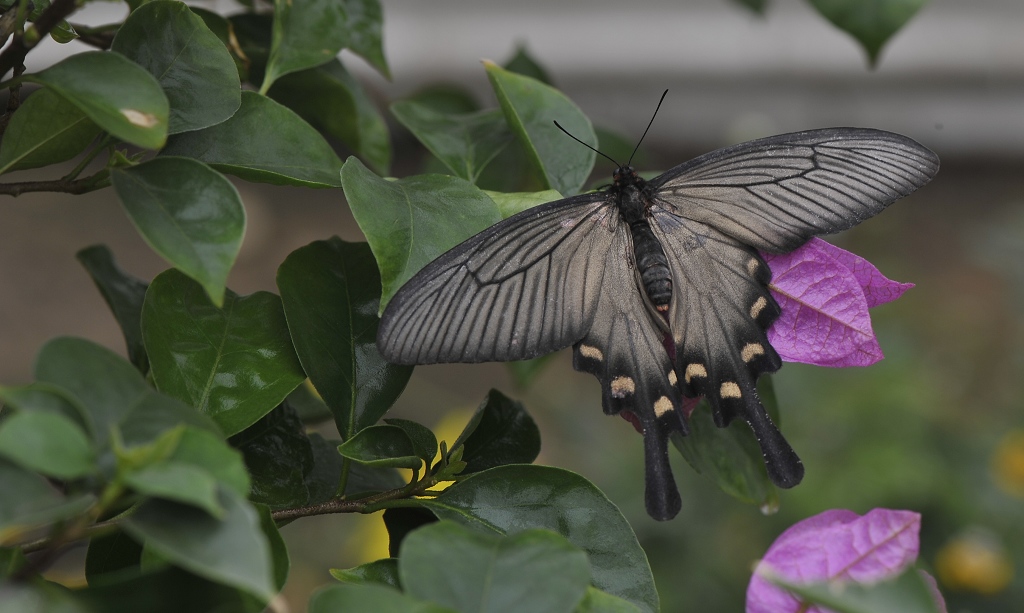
0;170;109;196
272;476;439;523
0;0;80;79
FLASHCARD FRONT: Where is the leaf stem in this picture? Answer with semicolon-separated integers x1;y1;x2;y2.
0;169;110;196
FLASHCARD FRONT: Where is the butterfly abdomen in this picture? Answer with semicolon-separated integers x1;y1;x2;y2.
617;173;673;312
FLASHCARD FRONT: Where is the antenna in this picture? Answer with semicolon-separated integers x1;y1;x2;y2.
553;120;621;168
628;89;668;166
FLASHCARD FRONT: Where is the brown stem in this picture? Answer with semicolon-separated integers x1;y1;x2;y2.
0;170;109;196
0;0;80;79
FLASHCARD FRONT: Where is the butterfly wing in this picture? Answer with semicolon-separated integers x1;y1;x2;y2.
572;228;689;521
648;127;938;488
377;193;618;364
649;128;940;253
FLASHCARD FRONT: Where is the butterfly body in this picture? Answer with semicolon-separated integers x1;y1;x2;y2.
376;127;939;520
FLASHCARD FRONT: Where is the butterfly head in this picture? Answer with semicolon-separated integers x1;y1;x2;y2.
612;166;643;189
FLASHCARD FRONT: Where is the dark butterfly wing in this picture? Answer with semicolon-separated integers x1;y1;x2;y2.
377;193;617;364
649;128;940;253
572;229;689;521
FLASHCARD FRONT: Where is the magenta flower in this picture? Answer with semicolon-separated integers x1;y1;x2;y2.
764;238;912;367
746;508;946;613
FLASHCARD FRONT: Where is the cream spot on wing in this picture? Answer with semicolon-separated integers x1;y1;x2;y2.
720;382;742;399
610;376;635;398
750;296;767;319
684;363;707;384
741;343;765;362
668;370;678;386
120;108;159;128
654;396;674;417
579;344;603;361
747;257;760;276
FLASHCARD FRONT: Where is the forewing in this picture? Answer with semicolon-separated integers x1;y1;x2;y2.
651;208;804;489
572;229;688;521
650;128;939;252
377;193;617;364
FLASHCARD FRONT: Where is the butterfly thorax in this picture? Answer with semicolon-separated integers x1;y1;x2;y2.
612;167;673;313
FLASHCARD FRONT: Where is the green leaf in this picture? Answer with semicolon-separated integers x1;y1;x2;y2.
337;425;421;469
111;0;241;134
305;433;345;505
451;390;540;473
162;91;343;187
34;337;150;446
0;546;28;578
503;45;554;85
76;245;150;373
21;51;169;149
77;566;256;612
343;462;406;498
0;411;95;479
276;239;412;439
262;0;349;91
0;460;95;542
169;427;250;498
485;189;562;219
400;521;591;613
110;157;244;306
330;558;400;588
0;88;101;174
269;59;390;174
229;402;314;510
287;382;333;425
404;84;480;115
384;419;437;464
341;0;389;78
255;503;290;591
809;0;928;66
122;486;275;601
341;157;502;310
768;567;942;613
0;383;91;437
575;587;645;613
310;583;454;613
484;61;595;196
117;389;221;447
85;531;143;581
142;269;306;436
419;465;658;613
383;507;437;558
123;462;224;517
391;101;512;184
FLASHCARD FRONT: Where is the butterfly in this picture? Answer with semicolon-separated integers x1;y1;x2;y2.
376;107;939;520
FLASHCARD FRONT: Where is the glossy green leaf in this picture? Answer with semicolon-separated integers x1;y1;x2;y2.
111;157;244;306
27;0;79;44
76;245;150;373
400;521;590;613
575;587;645;613
262;0;348;91
384;419;437;464
269;59;390;174
310;583;454;613
768;567;942;613
0;411;95;479
809;0;928;65
124;462;223;517
162;91;343;187
142;269;306;436
255;503;290;591
484;61;595;196
337;425;421;469
0;459;94;542
0;88;101;174
111;0;241;134
34;337;150;446
330;558;399;588
287;382;333;425
404;84;480;115
391;101;512;184
21;51;169;149
77;566;255;612
341;0;389;78
306;433;345;505
383;507;438;557
277;239;412;439
117;389;221;447
122;486;275;601
343;462;406;498
229;402;314;510
485;189;562;219
169;427;250;498
451;390;540;473
342;157;502;310
419;465;658;613
0;383;91;437
503;45;553;85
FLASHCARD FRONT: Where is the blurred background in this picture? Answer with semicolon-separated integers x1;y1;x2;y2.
2;0;1022;611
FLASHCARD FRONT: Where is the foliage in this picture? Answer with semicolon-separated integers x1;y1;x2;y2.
0;0;949;612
